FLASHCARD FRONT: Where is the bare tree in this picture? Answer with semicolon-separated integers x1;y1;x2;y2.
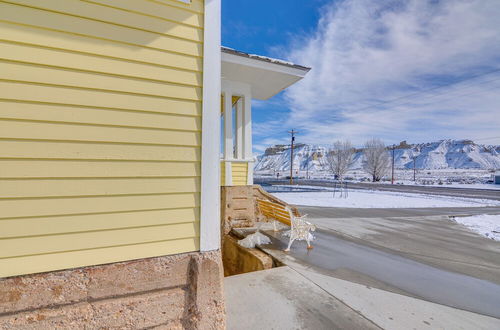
363;138;391;182
326;140;355;182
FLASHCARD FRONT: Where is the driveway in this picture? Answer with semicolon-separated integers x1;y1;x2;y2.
260;227;500;319
298;206;500;285
298;206;500;218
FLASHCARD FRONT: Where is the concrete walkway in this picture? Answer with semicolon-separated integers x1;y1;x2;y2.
260;228;500;319
225;267;379;330
225;266;500;330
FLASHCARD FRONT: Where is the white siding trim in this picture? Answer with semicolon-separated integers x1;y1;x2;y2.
200;0;221;252
247;161;254;185
222;52;309;77
225;160;233;186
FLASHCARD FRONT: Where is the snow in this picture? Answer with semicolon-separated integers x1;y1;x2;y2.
248;53;298;67
238;231;271;248
272;189;500;209
384;181;500;190
452;215;500;241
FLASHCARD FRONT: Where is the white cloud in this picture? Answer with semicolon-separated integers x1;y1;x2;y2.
280;0;500;147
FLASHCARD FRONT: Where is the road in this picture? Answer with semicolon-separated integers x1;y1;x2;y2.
255;179;500;201
299;206;500;218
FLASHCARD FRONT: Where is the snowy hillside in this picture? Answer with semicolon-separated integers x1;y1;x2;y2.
254;140;500;172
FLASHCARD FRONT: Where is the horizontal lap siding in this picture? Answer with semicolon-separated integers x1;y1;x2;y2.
231;163;248;186
0;0;204;277
220;161;226;186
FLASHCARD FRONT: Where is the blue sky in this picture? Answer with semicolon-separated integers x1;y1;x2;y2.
222;0;500;153
222;0;330;56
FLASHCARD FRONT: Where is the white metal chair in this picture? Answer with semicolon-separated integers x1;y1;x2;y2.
256;199;316;252
284;207;316;252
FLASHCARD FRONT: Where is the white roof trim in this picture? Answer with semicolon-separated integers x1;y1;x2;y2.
222;51;309;78
221;49;310;100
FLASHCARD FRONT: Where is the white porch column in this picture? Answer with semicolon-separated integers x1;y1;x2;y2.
223;92;233;159
235;98;244;159
243;93;253;184
243;93;253;159
223;91;233;186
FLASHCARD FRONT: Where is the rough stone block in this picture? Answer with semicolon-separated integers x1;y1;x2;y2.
86;255;191;300
149;322;184;330
0;251;225;329
221;186;257;236
194;252;226;329
222;235;273;276
0;270;88;314
89;288;186;329
0;302;93;329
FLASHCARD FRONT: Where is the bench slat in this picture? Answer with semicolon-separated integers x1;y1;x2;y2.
256;199;292;226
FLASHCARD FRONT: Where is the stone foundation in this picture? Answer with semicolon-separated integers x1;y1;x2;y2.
220;185;295;276
0;251;225;329
222;235;273;276
220;185;256;238
220;185;300;238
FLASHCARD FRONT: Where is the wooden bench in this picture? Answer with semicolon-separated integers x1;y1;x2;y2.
256;199;292;227
256;199;316;251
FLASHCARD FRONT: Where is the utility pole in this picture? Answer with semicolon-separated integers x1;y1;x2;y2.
306;158;309;180
413;156;416;182
288;129;298;185
391;144;395;185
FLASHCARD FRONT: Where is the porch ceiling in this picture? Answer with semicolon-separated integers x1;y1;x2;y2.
221;47;310;100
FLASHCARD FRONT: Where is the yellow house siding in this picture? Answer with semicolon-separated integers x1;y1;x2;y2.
231;162;249;186
220;162;250;186
0;0;204;277
0;21;203;71
0;2;202;56
220;160;226;186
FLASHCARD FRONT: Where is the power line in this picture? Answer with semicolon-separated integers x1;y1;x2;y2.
407;79;500;108
344;67;500;114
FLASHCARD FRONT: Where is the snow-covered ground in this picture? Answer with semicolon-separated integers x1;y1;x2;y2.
272;188;500;209
452;215;500;241
257;168;499;188
374;181;500;190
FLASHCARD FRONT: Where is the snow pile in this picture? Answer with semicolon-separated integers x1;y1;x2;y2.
452;215;500;241
272;189;500;208
238;232;271;248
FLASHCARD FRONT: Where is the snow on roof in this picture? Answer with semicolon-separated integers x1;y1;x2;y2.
221;46;311;72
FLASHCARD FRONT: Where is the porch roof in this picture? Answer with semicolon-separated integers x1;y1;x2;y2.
221;47;310;100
